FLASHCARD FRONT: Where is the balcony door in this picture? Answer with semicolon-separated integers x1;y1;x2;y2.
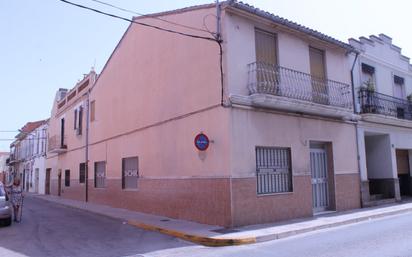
255;29;278;94
309;47;328;104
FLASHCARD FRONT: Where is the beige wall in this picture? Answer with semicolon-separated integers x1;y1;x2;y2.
230;108;358;178
224;10;352;98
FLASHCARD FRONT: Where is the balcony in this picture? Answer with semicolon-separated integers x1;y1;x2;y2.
359;88;412;127
230;62;357;120
8;153;19;164
48;135;67;154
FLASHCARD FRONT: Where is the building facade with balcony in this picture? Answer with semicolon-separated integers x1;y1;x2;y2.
8;120;48;192
46;1;361;227
350;34;412;206
46;71;97;198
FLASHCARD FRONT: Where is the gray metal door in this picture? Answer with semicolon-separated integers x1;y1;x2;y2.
310;148;329;212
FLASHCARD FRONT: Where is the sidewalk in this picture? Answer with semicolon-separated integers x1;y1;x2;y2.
29;193;412;247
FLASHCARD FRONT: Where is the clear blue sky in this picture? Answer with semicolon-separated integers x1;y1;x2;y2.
1;0;411;151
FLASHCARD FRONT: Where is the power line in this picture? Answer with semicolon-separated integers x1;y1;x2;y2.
58;0;217;42
89;0;212;34
58;0;225;107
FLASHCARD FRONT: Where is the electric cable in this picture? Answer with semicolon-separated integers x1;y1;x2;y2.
89;0;212;34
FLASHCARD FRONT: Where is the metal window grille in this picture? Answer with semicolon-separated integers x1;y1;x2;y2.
256;147;292;194
122;157;138;189
65;169;70;187
79;163;86;184
94;161;106;188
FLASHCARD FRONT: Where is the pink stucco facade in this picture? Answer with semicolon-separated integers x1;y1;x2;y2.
46;3;360;227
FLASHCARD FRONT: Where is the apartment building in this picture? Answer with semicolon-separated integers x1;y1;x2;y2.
46;1;361;227
350;34;412;206
46;72;97;197
9;120;48;192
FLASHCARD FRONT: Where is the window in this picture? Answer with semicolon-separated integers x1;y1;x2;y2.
90;100;96;122
79;163;86;184
254;29;279;91
74;106;83;135
65;169;70;187
393;75;405;99
94;161;106;188
361;63;375;89
255;29;277;65
309;47;328;104
122;157;139;189
256;147;292;194
74;109;78;129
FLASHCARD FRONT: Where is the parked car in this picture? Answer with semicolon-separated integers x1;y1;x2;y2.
0;182;12;226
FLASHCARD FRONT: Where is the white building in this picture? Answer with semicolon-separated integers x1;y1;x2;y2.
9;120;48;194
350;34;412;206
0;152;9;184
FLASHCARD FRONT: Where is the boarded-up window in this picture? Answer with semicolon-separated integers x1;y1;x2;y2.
90;100;96;122
79;163;86;183
65;169;70;187
255;29;277;65
94;161;106;188
256;147;292;194
122;157;138;189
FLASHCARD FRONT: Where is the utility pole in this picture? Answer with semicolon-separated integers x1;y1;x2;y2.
216;0;221;41
85;90;90;202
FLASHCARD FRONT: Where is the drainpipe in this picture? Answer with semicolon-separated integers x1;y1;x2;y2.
350;51;363;206
85;89;90;202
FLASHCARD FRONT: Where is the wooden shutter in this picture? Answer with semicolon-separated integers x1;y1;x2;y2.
255;29;277;65
309;47;326;79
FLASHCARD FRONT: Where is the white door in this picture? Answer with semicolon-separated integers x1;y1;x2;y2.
310;148;329;212
35;168;39;193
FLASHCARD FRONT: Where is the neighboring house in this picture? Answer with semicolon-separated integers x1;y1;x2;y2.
46;73;97;198
9;120;48;192
350;34;412;206
46;1;361;227
0;152;10;184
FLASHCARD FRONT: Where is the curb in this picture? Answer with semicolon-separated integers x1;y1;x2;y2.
255;207;412;242
127;220;256;247
29;194;412;247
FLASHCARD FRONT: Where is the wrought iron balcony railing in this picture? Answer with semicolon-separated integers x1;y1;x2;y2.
359;88;412;120
247;62;353;109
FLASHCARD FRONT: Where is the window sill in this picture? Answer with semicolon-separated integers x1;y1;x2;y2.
122;188;139;192
257;191;294;197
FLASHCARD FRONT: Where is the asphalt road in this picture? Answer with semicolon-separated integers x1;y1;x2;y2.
0;196;191;257
143;212;412;257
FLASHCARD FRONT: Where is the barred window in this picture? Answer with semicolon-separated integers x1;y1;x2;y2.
122;157;138;189
94;161;106;188
256;147;292;194
65;169;70;187
79;163;86;184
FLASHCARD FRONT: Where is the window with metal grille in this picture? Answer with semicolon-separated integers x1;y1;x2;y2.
94;161;106;188
65;169;70;187
122;157;138;189
79;163;86;184
256;147;292;194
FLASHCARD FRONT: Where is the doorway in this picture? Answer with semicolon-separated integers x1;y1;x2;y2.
45;168;51;195
35;168;39;193
396;149;411;196
310;143;335;212
57;171;62;197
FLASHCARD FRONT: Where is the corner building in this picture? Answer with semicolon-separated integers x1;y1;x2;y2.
47;1;361;227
